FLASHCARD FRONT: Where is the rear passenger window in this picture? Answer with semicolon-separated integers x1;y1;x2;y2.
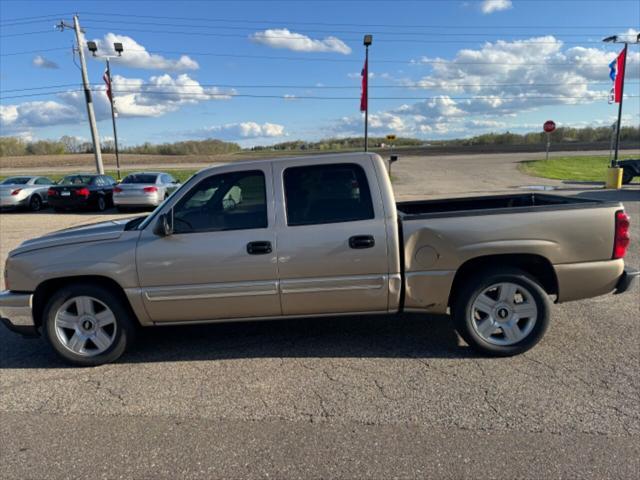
284;163;374;226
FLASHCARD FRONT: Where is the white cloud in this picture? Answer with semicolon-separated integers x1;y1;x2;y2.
481;0;513;14
1;74;235;133
89;33;199;71
194;122;286;140
250;29;351;55
32;55;59;69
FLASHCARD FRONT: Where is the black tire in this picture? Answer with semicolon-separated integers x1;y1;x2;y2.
42;283;136;366
96;195;107;212
29;195;42;212
452;267;551;357
622;169;633;185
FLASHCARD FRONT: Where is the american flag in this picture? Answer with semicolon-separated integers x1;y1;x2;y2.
103;68;112;102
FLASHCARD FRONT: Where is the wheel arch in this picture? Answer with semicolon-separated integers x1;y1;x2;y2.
448;253;558;308
32;275;140;328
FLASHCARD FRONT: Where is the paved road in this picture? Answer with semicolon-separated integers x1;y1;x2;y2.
1;152;639;479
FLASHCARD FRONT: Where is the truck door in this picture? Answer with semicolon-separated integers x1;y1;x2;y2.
274;159;390;316
135;165;280;322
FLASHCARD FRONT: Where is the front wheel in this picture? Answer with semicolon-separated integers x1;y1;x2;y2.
452;267;550;356
96;196;106;211
42;284;136;366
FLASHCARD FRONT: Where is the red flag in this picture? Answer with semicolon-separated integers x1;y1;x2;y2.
613;47;626;104
103;69;112;101
360;58;368;112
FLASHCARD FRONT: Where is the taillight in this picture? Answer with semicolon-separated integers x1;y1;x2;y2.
613;210;630;259
114;186;123;193
143;186;158;193
47;188;57;196
77;187;90;197
10;188;21;196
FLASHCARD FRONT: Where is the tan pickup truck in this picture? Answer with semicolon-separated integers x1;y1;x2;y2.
1;153;637;365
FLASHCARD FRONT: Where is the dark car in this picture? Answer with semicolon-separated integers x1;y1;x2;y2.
619;159;640;185
48;174;117;212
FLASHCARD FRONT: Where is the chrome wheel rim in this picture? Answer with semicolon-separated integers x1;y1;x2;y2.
54;296;117;356
470;282;538;346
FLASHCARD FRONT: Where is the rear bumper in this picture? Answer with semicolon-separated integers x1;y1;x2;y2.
614;268;639;294
48;196;90;209
0;291;38;337
113;195;161;207
0;196;29;208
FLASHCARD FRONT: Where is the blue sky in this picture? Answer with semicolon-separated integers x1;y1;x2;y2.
1;0;639;147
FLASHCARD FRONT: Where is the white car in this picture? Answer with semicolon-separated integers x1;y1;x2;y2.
113;172;181;210
0;176;55;211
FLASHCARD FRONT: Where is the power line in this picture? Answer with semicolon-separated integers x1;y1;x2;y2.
0;29;58;38
78;11;633;30
76;19;616;38
4;87;637;101
78;26;609;44
0;47;70;57
3;80;639;95
0;13;70;24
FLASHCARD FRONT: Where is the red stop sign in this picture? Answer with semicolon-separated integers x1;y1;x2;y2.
543;120;556;133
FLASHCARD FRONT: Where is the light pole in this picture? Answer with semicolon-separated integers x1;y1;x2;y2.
363;34;372;152
87;40;124;180
603;33;640;167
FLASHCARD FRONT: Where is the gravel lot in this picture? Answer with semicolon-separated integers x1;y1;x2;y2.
1;151;639;479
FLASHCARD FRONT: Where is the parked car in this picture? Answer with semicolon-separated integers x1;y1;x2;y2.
0;176;55;211
619;158;640;185
113;172;180;210
47;174;117;212
0;153;637;366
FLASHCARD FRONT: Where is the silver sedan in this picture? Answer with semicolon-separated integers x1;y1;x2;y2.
113;172;181;210
0;175;55;211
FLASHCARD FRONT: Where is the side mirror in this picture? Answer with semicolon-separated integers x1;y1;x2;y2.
154;211;174;237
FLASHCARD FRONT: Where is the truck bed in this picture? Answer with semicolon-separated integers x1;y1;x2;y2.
397;193;611;220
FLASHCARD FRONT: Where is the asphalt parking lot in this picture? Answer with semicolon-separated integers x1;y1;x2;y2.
1;152;639;479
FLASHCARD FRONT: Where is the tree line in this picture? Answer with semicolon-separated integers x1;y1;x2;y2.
1;126;638;157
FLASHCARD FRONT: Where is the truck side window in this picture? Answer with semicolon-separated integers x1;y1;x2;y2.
172;170;267;233
284;163;374;226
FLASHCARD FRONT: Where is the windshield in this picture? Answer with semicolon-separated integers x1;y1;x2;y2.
1;177;31;185
122;174;158;184
59;175;95;185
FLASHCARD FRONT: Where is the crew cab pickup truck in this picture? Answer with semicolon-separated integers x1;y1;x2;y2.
1;153;637;365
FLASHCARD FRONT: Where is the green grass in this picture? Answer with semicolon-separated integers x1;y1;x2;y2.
519;155;622;182
0;168;199;183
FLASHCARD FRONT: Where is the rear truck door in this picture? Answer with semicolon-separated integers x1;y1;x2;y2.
135;163;280;323
273;158;390;316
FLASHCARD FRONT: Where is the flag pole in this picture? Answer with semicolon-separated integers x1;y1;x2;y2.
612;42;628;168
105;58;122;180
363;35;372;152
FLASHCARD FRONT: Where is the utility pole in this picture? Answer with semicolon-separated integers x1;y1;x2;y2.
58;15;104;174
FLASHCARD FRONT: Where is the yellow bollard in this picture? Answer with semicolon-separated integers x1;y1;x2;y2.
606;167;623;189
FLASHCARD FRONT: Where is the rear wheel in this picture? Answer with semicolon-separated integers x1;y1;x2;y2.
29;195;42;212
42;284;136;366
452;267;550;356
622;169;634;185
96;196;107;211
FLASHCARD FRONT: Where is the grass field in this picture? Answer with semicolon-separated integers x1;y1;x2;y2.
519;155;622;182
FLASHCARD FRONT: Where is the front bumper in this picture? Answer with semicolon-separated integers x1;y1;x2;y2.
0;291;38;337
614;268;639;294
